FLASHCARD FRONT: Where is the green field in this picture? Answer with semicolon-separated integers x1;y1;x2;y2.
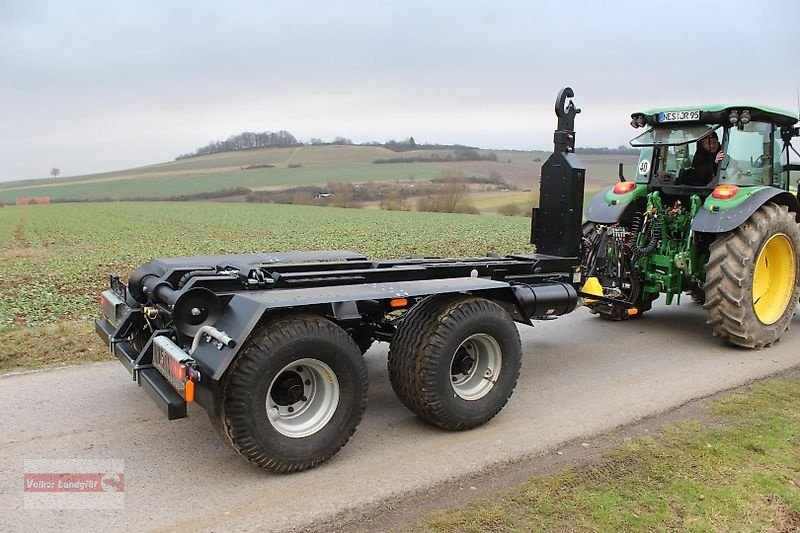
0;202;533;327
0;145;632;203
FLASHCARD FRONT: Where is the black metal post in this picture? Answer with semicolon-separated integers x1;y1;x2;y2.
531;87;586;258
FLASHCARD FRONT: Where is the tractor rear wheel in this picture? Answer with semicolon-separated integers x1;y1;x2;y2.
704;202;800;349
388;295;522;430
215;314;368;472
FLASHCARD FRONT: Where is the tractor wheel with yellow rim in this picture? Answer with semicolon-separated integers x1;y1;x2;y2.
703;202;800;349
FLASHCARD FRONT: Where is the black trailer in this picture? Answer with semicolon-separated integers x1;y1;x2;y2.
96;88;589;473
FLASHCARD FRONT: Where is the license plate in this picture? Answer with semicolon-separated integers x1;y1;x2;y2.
659;110;700;122
152;336;192;394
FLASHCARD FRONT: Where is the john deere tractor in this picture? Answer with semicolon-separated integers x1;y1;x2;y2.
582;104;800;348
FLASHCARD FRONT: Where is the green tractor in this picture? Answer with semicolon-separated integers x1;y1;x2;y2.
582;103;800;348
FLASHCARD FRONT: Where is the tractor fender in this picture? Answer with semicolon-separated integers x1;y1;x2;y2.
691;188;800;233
585;185;643;224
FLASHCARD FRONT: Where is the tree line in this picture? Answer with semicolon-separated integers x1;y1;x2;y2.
176;131;301;159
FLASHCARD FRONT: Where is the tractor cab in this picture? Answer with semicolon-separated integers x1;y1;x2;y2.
629;105;796;196
586;104;798;225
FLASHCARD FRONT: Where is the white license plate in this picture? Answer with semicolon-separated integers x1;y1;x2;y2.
659;110;700;122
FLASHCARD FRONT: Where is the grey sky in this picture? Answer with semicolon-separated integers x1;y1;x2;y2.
2;0;798;182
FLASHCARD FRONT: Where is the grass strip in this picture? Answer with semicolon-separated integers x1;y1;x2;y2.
0;320;111;373
417;375;800;532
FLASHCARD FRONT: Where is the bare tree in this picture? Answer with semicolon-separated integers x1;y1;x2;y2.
50;168;60;178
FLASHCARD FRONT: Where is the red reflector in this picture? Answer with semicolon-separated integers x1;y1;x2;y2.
712;184;739;200
612;182;636;195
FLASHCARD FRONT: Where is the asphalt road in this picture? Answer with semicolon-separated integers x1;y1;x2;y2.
3;302;800;532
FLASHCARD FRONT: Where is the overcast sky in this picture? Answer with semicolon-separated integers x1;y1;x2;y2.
2;0;798;182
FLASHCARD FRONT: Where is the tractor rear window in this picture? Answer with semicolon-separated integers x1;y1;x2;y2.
630;125;717;147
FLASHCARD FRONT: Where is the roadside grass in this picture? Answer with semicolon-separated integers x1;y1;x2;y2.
417;375;800;532
0;321;110;373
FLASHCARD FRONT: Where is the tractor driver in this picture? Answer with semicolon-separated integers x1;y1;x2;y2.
685;131;724;185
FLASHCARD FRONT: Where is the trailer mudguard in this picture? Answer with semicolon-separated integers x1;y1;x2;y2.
191;277;511;379
691;188;800;233
187;277;576;413
584;185;646;224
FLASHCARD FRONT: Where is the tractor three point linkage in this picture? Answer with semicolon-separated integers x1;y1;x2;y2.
96;88;800;473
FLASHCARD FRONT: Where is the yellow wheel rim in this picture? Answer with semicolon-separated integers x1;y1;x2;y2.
753;233;796;325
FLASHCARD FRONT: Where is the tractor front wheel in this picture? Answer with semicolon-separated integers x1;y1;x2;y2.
704;202;800;349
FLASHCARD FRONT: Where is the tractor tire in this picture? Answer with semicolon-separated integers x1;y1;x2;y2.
387;295;522;430
215;314;368;473
704;202;800;349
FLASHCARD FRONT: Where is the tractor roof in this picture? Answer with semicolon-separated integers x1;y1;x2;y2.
633;104;798;127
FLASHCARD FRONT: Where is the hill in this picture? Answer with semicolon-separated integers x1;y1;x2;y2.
0;145;636;204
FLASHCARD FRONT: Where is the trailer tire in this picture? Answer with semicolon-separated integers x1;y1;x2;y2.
704;202;800;349
388;295;522;430
215;314;368;473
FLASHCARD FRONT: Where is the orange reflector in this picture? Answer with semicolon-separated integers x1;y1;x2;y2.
612;181;636;195
185;379;195;403
390;298;408;308
711;184;739;200
627;308;639;316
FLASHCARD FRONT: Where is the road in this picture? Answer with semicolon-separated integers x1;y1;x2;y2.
2;302;800;532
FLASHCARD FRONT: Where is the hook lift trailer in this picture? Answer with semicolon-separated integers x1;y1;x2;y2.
96;87;798;473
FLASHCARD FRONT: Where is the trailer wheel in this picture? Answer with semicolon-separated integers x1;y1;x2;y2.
216;314;368;473
388;295;522;430
704;202;800;349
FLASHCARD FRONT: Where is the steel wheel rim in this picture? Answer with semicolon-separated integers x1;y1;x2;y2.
449;333;503;400
266;358;340;438
753;233;796;325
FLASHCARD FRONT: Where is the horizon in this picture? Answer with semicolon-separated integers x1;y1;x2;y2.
3;0;798;183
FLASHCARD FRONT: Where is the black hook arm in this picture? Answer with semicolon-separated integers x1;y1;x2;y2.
553;87;581;153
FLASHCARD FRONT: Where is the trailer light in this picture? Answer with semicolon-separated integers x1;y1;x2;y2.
390;298;409;308
712;184;739;200
184;379;195;403
612;182;636;195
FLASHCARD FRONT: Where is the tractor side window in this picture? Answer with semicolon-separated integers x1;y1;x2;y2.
635;147;653;183
721;122;772;186
773;129;788;189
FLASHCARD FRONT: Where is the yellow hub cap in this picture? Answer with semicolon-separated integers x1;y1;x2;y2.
753;233;796;325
